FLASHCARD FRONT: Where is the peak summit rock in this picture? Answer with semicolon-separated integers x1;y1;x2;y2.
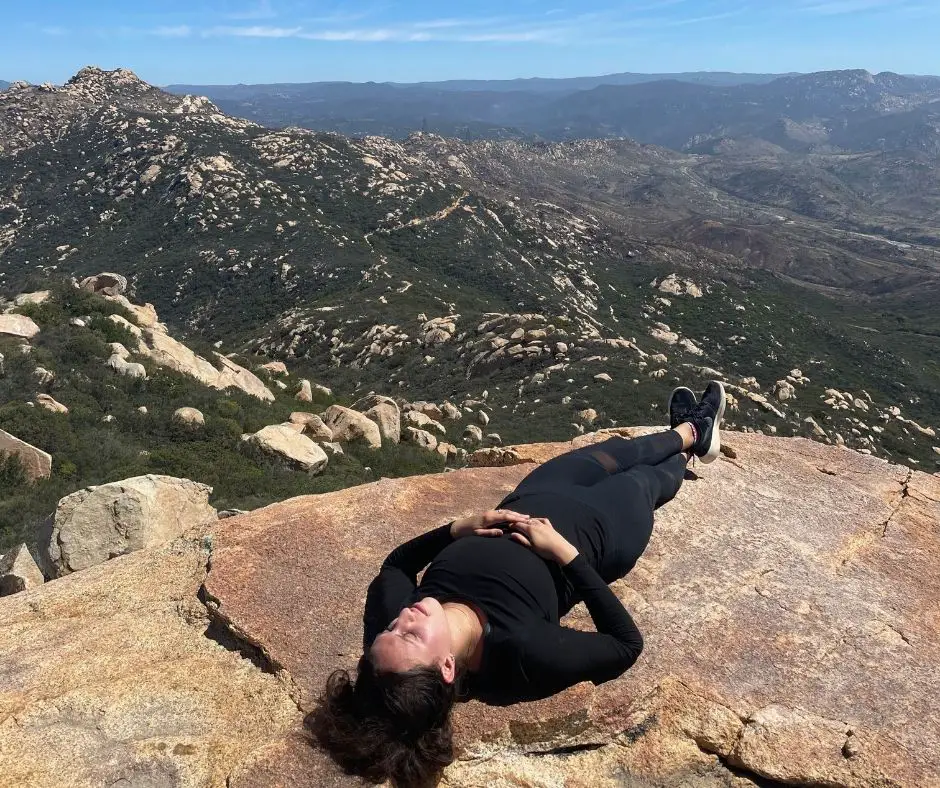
67;65;146;89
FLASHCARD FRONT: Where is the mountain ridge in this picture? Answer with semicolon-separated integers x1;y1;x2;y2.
1;66;938;476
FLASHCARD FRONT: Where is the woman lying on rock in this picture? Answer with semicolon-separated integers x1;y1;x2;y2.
312;382;726;787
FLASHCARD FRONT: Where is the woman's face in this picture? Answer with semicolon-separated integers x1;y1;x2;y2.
370;597;455;680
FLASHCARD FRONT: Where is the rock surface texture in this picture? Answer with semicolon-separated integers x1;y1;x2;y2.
0;428;52;480
1;430;938;787
0;543;44;596
244;425;329;474
0;313;40;340
46;475;217;577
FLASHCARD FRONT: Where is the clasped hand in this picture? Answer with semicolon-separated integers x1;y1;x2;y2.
450;510;579;565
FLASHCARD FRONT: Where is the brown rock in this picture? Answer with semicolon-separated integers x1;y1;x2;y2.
0;543;45;596
36;393;68;414
0;313;40;340
0;537;301;786
0;428;52;480
353;394;401;444
244;425;330;474
173;406;205;427
203;431;940;786
47;475;217;577
320;405;382;449
288;412;333;442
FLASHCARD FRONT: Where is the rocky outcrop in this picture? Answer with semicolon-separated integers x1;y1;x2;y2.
173;407;205;427
320;404;382;449
3;430;939;786
288;412;334;441
0;539;301;788
404;409;446;435
110;314;275;402
35;393;68;414
243;425;329;474
80;272;128;295
106;352;147;378
204;429;940;787
0;313;40;340
353;394;401;444
0;543;44;595
46;475;217;577
12;290;51;307
0;428;52;480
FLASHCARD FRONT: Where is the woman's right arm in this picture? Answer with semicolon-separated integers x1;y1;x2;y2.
362;523;455;647
507;518;644;691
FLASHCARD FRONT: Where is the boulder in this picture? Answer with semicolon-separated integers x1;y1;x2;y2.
462;424;484;445
435;441;459;462
0;429;52;480
594;372;613;383
0;314;40;340
404;427;438;451
244;425;330;474
441;401;463;421
296;379;313;402
353;394;401;444
173;407;205;428
261;361;288;375
35;393;68;414
46;475;217;577
129;325;274;402
403;410;446;436
13;290;51;307
288;412;333;442
201;429;940;787
79;271;127;295
106;353;147;379
320;405;382;449
0;543;44;596
476;410;490;427
0;537;301;787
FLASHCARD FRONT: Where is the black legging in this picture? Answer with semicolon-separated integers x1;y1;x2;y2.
498;431;687;584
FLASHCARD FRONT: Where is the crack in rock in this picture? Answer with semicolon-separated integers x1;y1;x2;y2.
881;469;913;537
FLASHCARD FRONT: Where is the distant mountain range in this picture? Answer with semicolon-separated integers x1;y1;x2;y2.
165;69;940;155
0;81;9;91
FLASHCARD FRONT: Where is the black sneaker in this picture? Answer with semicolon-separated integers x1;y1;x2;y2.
690;381;726;464
667;386;697;429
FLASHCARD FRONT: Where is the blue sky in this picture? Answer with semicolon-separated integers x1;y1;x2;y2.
2;1;939;85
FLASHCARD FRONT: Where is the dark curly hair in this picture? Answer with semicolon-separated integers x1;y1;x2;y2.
307;654;458;787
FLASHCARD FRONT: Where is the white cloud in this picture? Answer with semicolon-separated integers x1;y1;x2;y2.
153;25;192;38
40;26;69;36
205;25;303;38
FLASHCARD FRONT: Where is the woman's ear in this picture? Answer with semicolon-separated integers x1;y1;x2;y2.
441;654;457;684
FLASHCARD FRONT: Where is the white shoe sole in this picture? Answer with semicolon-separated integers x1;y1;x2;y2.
700;381;726;465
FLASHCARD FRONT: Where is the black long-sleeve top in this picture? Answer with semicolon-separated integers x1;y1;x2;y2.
363;522;643;704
